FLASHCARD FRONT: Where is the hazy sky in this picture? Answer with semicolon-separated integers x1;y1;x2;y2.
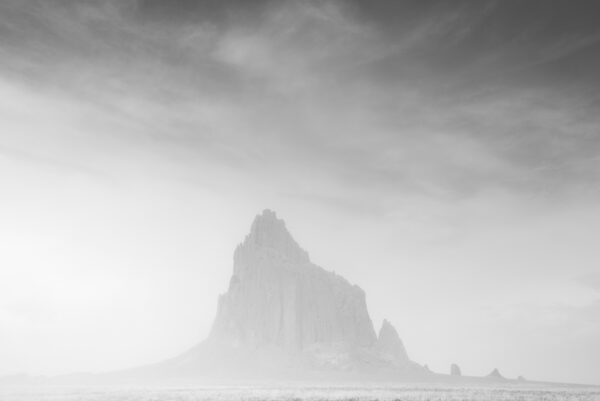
1;0;600;385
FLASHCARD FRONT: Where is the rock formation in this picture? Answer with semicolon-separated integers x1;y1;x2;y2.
487;368;505;379
163;209;421;378
209;209;377;349
450;363;461;376
377;319;409;364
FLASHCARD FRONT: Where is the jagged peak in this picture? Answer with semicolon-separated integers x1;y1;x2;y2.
378;319;401;340
487;368;505;379
237;209;310;263
377;319;409;363
250;209;285;238
379;319;394;333
450;363;461;376
254;208;278;223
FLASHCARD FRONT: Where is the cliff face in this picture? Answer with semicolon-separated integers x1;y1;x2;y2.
209;209;377;350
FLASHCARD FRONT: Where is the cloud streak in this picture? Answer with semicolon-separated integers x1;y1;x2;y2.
2;0;599;208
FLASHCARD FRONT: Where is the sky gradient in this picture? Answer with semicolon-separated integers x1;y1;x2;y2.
1;0;600;384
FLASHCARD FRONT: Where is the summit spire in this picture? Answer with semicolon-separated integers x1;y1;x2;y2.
238;209;309;263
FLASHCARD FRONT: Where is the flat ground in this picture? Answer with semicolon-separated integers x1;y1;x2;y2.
1;384;599;401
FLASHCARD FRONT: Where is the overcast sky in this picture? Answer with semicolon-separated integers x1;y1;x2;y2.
1;0;600;385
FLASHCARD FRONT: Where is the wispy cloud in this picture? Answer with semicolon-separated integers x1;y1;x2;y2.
1;1;599;214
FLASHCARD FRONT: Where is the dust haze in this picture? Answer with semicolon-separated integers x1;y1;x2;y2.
1;0;600;398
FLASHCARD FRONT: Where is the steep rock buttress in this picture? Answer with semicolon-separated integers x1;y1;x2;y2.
209;209;377;350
